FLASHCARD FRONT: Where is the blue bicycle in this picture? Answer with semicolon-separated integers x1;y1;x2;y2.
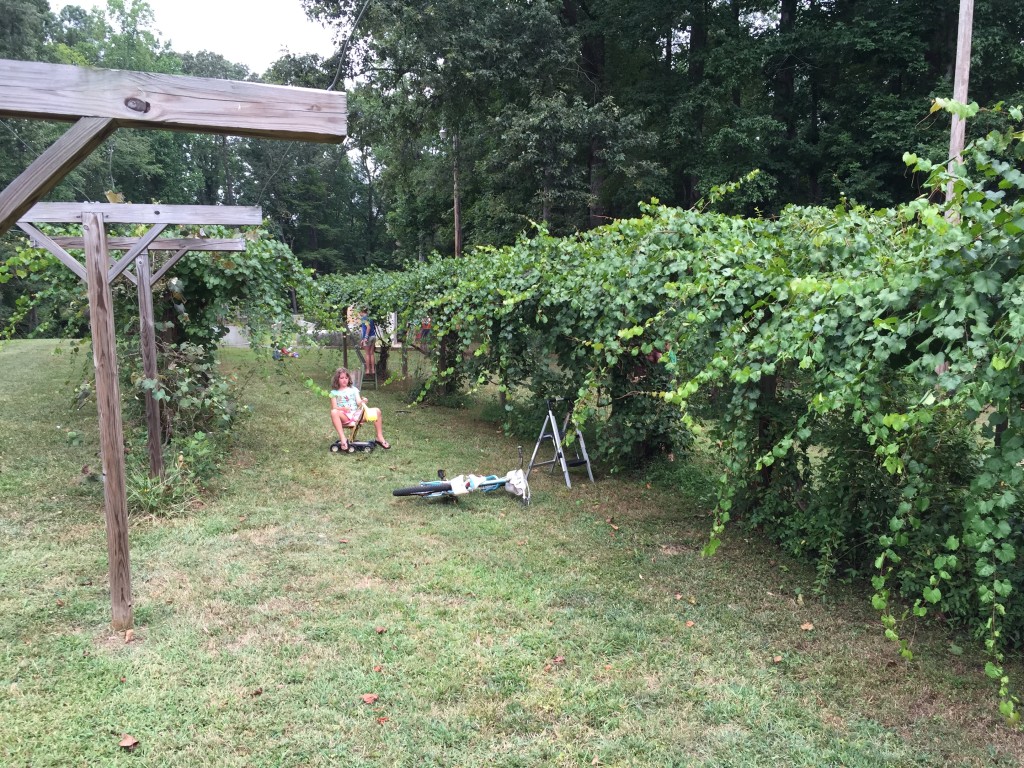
392;450;530;505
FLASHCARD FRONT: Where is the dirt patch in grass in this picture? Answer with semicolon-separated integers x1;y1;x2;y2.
658;541;700;556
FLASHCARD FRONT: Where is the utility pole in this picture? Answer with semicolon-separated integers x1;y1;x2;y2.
946;0;974;205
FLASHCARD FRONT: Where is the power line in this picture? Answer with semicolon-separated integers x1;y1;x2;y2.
326;0;374;91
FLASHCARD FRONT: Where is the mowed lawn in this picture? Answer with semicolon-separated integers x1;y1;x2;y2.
1;339;1022;767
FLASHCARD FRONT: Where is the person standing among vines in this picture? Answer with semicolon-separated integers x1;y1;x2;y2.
359;308;377;376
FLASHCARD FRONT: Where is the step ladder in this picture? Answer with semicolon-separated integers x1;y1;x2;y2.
526;398;594;489
354;346;378;390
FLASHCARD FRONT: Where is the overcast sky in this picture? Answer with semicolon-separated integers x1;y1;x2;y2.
50;0;339;74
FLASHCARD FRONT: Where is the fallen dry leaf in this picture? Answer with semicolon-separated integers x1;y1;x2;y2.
685;620;695;628
543;664;553;672
375;627;388;634
55;599;65;607
373;665;383;673
249;688;263;697
377;716;389;724
361;693;379;704
124;629;134;644
339;539;349;544
674;593;682;600
800;622;814;631
552;655;565;665
118;734;139;751
772;656;783;664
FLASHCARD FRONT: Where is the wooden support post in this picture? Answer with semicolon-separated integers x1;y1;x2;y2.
136;249;164;479
946;0;975;206
84;212;133;631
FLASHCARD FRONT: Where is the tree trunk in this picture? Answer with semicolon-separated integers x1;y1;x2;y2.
453;131;462;256
775;0;797;141
683;0;709;208
563;0;609;229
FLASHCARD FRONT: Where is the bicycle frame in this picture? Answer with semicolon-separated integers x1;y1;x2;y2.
392;450;531;504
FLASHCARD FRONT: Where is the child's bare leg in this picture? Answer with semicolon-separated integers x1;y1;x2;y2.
330;410;349;446
373;415;389;446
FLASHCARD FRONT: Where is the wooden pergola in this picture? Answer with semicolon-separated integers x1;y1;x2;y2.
19;202;262;481
0;59;347;631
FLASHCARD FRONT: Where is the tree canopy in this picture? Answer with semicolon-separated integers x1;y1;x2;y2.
3;0;1021;278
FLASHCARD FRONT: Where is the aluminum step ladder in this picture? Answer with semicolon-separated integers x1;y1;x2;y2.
526;398;594;489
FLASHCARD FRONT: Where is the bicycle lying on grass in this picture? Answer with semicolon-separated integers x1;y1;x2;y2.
392;448;531;505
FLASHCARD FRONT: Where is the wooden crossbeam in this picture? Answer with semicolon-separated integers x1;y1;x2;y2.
0;59;347;143
107;224;167;282
49;237;246;251
22;203;263;225
16;222;87;281
0;117;116;235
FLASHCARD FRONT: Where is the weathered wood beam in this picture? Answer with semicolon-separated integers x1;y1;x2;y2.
108;224;167;282
0;59;347;143
17;222;87;282
0;117;116;233
51;237;246;251
83;211;133;631
22;202;262;225
150;247;193;285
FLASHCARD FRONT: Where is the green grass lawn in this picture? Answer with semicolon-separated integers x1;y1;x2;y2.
2;339;1022;767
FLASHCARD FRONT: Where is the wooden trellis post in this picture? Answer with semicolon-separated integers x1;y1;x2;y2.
0;58;347;631
82;212;133;629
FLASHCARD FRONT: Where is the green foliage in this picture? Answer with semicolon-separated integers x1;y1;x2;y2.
322;105;1024;715
125;429;222;517
2;224;312;347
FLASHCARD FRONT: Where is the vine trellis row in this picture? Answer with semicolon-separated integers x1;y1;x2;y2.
314;104;1024;718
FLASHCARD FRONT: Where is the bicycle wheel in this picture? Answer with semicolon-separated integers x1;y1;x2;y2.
392;482;453;497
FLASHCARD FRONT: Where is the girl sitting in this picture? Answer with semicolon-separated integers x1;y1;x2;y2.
329;367;391;450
